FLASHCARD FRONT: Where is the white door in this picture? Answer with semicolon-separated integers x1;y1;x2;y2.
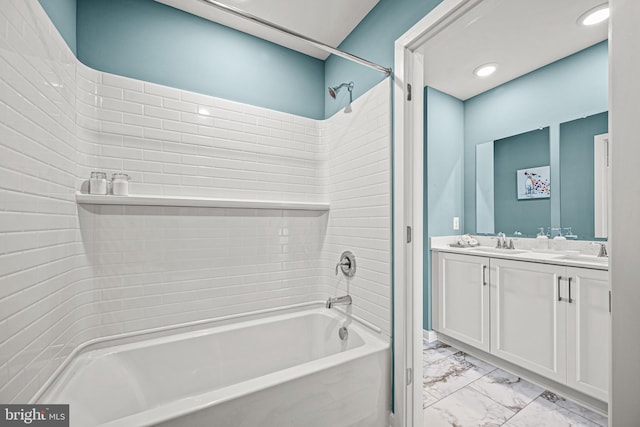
436;252;490;352
491;259;567;382
566;267;610;401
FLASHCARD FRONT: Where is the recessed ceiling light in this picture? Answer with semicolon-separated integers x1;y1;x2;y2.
473;63;497;78
578;4;609;26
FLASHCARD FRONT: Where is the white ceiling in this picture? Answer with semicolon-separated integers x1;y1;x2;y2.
417;0;608;100
154;0;380;60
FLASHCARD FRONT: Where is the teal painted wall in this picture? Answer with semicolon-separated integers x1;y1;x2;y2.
324;0;442;118
76;0;324;119
494;128;550;236
40;0;446;119
424;87;464;329
560;112;608;240
464;41;608;233
38;0;77;54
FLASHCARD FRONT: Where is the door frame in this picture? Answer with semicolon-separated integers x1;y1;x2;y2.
392;0;496;425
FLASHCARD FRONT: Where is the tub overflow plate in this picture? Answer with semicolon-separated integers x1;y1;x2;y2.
339;326;349;341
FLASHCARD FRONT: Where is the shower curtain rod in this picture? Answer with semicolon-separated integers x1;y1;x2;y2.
198;0;392;76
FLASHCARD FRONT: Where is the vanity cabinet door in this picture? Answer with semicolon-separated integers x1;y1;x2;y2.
566;267;610;401
490;259;567;382
434;252;490;352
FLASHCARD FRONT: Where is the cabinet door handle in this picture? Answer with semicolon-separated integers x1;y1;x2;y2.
567;277;573;303
557;276;563;301
482;265;487;286
609;290;612;313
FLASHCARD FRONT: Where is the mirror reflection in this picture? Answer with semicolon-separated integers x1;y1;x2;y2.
476;127;551;237
476;108;609;240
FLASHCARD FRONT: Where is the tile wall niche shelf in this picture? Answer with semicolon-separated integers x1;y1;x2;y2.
75;193;330;211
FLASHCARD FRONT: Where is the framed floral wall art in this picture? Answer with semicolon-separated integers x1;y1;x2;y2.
517;166;550;199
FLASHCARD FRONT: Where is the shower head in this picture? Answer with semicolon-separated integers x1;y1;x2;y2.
328;81;354;99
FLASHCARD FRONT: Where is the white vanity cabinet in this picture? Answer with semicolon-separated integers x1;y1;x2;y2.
434;252;490;351
565;267;610;401
490;259;567;383
432;251;610;401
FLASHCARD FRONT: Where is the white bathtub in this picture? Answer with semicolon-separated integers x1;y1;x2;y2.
40;308;390;427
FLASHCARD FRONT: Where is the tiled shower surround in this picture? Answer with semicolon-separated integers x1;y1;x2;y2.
75;64;326;202
0;0;391;403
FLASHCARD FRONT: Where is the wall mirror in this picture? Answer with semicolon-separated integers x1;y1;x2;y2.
476;111;609;239
419;0;609;241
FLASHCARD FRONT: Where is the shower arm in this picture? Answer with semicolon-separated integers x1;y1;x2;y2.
198;0;392;77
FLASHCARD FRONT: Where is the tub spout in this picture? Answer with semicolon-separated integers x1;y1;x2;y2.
326;295;352;309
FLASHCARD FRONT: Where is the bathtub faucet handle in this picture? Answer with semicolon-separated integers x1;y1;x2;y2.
335;251;356;277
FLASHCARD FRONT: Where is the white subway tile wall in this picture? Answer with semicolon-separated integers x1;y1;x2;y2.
321;80;392;336
0;0;93;403
75;64;327;202
0;0;392;403
80;206;327;335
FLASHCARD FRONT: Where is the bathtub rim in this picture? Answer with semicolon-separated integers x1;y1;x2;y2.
32;300;386;403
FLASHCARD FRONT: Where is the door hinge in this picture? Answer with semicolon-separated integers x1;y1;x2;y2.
407;83;412;101
406;367;412;385
407;226;412;243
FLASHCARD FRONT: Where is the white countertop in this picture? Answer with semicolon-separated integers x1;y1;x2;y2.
430;235;609;271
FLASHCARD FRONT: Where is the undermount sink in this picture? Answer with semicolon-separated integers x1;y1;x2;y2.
470;247;527;255
560;254;609;264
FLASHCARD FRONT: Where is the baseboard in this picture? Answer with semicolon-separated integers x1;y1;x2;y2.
423;329;438;343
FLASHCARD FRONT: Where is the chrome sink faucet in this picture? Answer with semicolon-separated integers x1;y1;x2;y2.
326;295;352;309
597;243;608;258
590;242;608;257
495;232;516;249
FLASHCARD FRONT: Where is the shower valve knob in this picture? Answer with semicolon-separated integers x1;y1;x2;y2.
335;251;356;277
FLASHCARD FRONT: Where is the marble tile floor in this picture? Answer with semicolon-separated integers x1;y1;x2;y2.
422;340;608;427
